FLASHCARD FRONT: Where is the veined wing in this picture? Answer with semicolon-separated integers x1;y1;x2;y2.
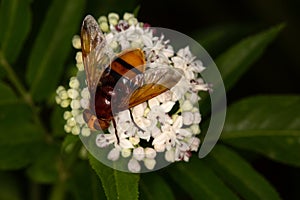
129;67;182;108
112;67;182;112
81;15;109;94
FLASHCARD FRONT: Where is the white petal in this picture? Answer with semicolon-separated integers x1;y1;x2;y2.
96;134;109;148
165;149;175;162
129;136;140;145
137;130;151;141
160;101;175;113
189;137;200;151
70;100;81;110
121;148;132;158
189;92;199;104
182;112;194;126
81;87;90;99
193;112;201;124
80;98;89;109
133;103;145;117
107;148;120;161
154;144;166;152
120;138;134;149
67;89;79;99
144;147;157;159
148;98;160;109
173;116;183;129
178;129;192;137
181;100;193;111
144;158;156;170
128;158;141;173
190;124;201;134
81;127;91;137
152;133;167;146
133;147;145;161
151;126;161;138
75;113;85;125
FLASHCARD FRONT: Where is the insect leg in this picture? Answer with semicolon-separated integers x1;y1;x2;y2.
112;118;120;144
129;109;145;132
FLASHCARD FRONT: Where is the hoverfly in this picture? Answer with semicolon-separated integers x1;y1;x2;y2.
81;15;181;143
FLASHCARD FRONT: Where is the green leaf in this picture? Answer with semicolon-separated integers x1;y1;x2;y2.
192;23;255;56
0;81;18;104
0;172;22;200
222;95;300;167
168;156;239;199
26;143;59;183
26;0;85;101
0;84;44;169
67;161;106;200
207;145;280;200
140;173;175;200
0;0;31;64
89;154;140;200
215;23;284;91
0;121;44;169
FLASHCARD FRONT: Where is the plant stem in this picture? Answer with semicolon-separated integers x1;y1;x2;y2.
0;50;31;103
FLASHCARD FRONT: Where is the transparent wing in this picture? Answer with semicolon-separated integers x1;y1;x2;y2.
112;67;182;113
81;15;110;95
129;67;182;108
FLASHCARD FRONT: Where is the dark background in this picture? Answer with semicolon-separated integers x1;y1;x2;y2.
30;0;300;198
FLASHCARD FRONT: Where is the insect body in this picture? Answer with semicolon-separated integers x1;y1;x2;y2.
81;15;181;142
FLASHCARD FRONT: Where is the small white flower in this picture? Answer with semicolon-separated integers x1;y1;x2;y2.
181;100;193;111
100;21;109;32
75;52;83;64
63;111;72;120
81;127;91;137
144;147;157;159
182;112;194;126
165;149;175;162
107;148;120;161
56;86;65;94
55;96;61;104
60;99;70;108
69;77;80;89
119;138;134;149
144;158;156;170
128;158;141;173
80;98;89;109
76;63;84;71
96;133;115;148
81;87;90;98
64;124;72;133
108;13;119;25
189;137;200;151
193;111;201;124
190;124;201;134
129;136;140;145
58;90;68;100
121;148;131;158
133;147;145;161
154;143;166;152
98;16;107;23
67;117;76;127
71;125;80;135
75;113;85;125
72;35;81;49
70;99;81;110
67;89;79;99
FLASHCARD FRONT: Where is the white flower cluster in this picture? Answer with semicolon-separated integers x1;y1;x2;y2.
55;12;209;172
